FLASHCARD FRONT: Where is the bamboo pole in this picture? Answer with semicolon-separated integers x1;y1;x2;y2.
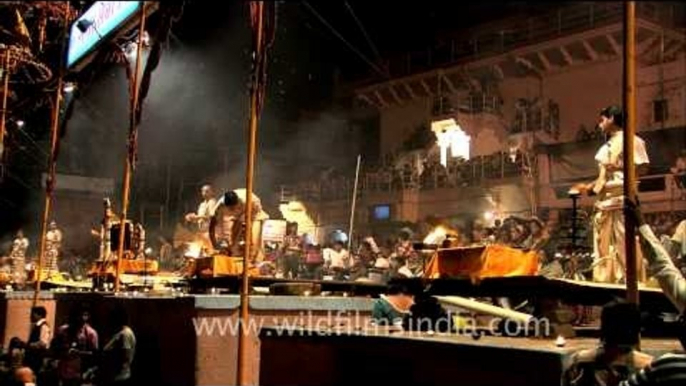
622;1;639;306
34;2;70;307
0;51;9;164
347;154;362;251
237;2;265;384
436;296;534;324
114;3;147;292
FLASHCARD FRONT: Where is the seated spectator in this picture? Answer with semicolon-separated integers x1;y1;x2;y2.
618;203;686;386
667;220;686;263
565;300;653;386
302;243;324;280
371;284;414;326
392;256;414;278
402;291;454;333
670;150;686;176
369;254;391;283
631;204;685;313
0;338;25;385
620;353;686;386
323;241;350;281
12;366;35;386
629;202;686;350
671;150;686;192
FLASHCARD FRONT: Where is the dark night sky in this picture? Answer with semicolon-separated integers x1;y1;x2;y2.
0;1;560;239
172;1;558;108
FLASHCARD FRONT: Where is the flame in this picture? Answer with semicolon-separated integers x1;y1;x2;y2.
279;200;317;239
184;241;203;259
423;225;449;245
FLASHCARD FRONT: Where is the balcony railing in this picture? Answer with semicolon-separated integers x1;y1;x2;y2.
280;151;535;202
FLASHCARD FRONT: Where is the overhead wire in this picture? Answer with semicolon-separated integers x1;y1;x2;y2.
302;1;389;79
6;135;47;166
0;195;18;209
4;168;39;191
14;125;50;159
343;1;383;63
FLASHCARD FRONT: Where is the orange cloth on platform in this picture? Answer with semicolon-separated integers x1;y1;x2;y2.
195;255;260;278
121;259;159;274
88;259;159;276
424;245;539;279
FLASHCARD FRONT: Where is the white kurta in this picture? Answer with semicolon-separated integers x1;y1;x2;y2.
10;237;29;279
593;131;649;203
196;198;217;232
46;229;62;273
211;189;269;259
591;131;649;283
323;248;350;269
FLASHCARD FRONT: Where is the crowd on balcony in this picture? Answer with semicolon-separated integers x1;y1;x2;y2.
287;149;534;202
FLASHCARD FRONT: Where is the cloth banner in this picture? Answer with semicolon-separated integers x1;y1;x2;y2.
424;245;539;279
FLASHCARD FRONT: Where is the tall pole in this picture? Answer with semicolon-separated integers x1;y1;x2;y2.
237;2;265;384
0;51;10;168
34;2;70;307
347;154;362;251
622;1;639;306
114;3;147;292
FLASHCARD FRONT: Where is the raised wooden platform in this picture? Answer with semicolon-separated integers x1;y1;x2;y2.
2;291;682;386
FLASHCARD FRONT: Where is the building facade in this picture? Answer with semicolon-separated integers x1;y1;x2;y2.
278;2;686;240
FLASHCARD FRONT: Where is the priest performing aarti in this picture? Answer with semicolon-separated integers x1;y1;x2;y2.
209;188;270;263
183;184;217;256
10;229;29;284
573;105;650;284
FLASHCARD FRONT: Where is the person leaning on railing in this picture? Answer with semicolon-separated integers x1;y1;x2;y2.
627;199;686;350
629;202;686;308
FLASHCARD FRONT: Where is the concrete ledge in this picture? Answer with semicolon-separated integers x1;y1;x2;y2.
194;295;374;311
0;290;55;300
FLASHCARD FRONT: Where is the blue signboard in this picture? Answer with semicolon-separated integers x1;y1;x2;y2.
66;1;142;69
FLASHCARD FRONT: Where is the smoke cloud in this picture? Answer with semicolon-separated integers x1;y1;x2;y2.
49;2;358;244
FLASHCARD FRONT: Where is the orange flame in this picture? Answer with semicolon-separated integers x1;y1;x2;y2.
184;241;203;258
423;225;449;245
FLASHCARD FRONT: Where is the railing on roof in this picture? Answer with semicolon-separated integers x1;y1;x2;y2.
365;2;679;82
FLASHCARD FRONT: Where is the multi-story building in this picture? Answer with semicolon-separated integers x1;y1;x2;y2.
279;2;686;241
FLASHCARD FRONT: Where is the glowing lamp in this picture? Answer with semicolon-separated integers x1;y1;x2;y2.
431;118;470;167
